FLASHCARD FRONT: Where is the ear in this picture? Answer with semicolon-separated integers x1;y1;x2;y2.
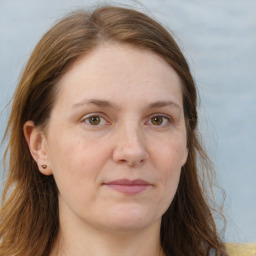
24;121;52;175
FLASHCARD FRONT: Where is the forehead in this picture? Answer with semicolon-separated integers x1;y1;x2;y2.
54;43;183;108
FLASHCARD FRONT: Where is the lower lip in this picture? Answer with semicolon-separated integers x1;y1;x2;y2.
104;184;150;195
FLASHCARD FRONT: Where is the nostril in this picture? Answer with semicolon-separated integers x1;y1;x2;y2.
116;158;146;168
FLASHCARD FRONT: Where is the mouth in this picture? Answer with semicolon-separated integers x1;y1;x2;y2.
103;179;152;195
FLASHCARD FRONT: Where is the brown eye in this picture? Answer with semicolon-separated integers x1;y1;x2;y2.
88;116;101;125
147;115;171;127
151;116;163;125
83;115;108;126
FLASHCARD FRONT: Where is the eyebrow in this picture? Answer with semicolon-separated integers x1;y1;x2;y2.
72;98;181;112
148;100;181;111
72;99;119;109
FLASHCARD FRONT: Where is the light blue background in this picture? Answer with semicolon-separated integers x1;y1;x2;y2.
1;0;255;243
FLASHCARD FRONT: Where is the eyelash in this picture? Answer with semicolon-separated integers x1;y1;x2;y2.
82;114;110;126
81;113;172;127
146;114;172;127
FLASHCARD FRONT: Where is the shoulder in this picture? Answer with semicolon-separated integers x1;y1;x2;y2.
225;243;256;256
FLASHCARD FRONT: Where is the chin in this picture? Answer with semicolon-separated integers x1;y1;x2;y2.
98;206;160;232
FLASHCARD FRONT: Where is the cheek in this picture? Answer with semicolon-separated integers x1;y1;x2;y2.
149;135;186;206
150;132;187;173
158;151;182;197
47;132;112;189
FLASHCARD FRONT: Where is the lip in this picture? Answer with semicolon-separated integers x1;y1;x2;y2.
103;179;152;195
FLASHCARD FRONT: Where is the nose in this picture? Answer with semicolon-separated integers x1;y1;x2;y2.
112;124;149;167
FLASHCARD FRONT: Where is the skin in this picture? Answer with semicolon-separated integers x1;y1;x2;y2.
25;43;188;256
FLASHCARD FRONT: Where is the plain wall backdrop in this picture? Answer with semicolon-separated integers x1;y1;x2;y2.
0;0;255;243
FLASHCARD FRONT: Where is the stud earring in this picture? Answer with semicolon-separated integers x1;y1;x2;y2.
41;165;47;169
128;161;134;167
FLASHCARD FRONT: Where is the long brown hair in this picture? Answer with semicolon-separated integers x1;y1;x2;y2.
0;5;227;256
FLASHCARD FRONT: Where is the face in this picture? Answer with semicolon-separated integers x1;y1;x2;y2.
41;43;188;232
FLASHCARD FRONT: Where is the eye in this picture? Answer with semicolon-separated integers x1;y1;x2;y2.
147;115;171;126
82;114;109;126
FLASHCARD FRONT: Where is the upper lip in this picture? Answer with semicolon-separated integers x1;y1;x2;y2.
104;179;151;185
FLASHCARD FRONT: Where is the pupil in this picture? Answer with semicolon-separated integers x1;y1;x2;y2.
90;116;100;125
152;116;163;125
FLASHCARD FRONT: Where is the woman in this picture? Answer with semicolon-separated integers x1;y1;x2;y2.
0;5;228;256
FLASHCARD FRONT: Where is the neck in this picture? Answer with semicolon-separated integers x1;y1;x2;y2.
50;214;164;256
